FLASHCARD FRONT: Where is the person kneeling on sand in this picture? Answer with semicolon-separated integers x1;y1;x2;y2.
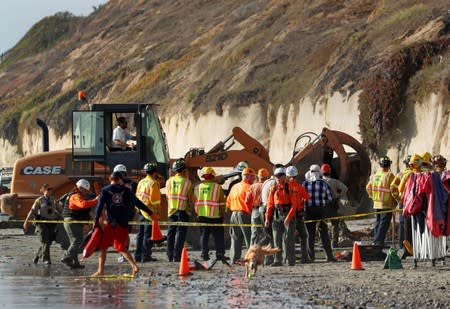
92;171;152;276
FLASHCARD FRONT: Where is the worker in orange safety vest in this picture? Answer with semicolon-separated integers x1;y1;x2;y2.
285;165;311;263
226;167;255;264
265;167;304;266
245;168;270;245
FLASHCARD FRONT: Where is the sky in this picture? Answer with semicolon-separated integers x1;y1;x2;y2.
0;0;108;54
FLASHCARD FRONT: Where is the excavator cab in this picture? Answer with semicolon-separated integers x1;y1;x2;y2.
71;103;169;180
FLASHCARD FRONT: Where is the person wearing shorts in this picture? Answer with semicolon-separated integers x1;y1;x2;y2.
92;172;152;276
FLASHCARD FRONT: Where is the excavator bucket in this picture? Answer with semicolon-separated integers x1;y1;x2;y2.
289;128;371;212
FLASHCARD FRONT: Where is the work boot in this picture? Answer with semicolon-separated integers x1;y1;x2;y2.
61;257;73;268
327;256;338;262
143;257;157;262
201;255;210;261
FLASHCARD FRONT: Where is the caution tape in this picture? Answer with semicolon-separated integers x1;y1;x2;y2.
314;208;402;224
9;208;403;227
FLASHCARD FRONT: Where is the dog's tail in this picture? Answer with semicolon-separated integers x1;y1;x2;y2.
261;245;281;255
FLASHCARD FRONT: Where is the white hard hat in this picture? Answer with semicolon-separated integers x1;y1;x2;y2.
274;167;286;176
309;164;321;173
76;179;90;191
235;161;249;172
285;166;298;177
113;164;127;173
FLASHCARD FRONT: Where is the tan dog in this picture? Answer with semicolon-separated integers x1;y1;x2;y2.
243;244;281;278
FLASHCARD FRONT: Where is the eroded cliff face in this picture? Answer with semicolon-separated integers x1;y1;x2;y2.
0;139;21;169
3;90;447;176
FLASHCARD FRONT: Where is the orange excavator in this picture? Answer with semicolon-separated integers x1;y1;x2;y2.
180;126;371;211
0;103;371;222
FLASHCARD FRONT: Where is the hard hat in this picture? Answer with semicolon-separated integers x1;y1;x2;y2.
321;164;331;174
285;166;298;177
274;167;286;177
235;161;249;172
242;167;256;176
422;152;432;164
76;179;90;191
257;168;270;178
172;158;186;172
143;162;158;173
113;164;127;173
379;156;392;168
403;155;411;166
432;154;447;167
309;164;321;173
409;154;422;164
201;166;216;177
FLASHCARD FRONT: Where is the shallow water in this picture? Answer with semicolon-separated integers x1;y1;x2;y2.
0;255;312;308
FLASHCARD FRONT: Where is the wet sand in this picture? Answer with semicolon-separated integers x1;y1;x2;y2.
0;228;449;308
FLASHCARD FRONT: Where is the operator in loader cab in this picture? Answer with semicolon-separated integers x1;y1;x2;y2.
112;117;135;149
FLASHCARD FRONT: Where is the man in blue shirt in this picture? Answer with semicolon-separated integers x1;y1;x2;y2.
303;164;336;262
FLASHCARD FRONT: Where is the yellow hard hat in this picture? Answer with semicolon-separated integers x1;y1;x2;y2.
422;152;432;164
201;166;216;177
242;167;256;176
257;168;270;178
409;153;422;164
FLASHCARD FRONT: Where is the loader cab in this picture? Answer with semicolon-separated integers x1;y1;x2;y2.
71;103;169;180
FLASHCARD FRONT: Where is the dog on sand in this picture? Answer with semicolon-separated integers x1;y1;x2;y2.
243;244;281;278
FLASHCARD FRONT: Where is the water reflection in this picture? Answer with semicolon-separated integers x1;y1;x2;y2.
0;262;305;308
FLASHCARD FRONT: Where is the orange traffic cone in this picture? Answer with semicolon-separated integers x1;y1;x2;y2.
351;242;364;270
151;214;166;244
179;247;192;276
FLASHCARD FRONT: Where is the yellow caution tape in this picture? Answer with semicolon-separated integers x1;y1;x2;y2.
313;208;402;224
9;208;403;227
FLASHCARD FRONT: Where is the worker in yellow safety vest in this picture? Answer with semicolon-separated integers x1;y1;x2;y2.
194;167;226;261
165;158;195;262
366;156;396;246
134;162;161;263
390;155;412;250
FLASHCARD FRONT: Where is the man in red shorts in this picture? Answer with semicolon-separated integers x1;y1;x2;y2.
92;171;152;276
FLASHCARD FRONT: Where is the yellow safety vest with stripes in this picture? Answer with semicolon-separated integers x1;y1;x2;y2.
166;174;193;216
194;181;225;218
366;170;395;209
136;175;161;220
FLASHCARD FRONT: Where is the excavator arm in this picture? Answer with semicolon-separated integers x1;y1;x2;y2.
181;127;273;175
